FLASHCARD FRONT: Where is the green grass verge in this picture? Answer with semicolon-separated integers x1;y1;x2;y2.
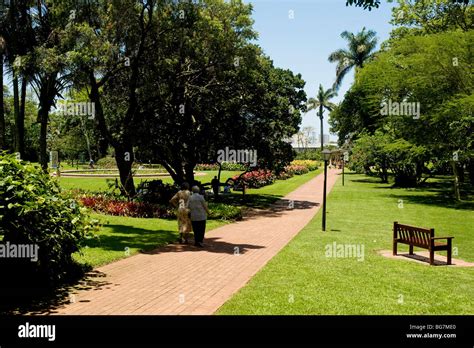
56;170;243;192
217;173;474;315
217;169;323;209
71;169;322;268
73;214;229;267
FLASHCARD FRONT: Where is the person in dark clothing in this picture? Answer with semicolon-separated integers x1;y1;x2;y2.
188;186;210;247
211;176;220;199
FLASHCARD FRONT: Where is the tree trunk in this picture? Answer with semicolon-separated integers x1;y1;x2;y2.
217;161;222;183
468;158;474;186
18;77;26;156
0;53;5;150
37;75;56;172
457;163;464;183
184;163;195;185
451;160;461;201
38;106;48;171
115;144;136;197
79;115;93;161
13;76;20;154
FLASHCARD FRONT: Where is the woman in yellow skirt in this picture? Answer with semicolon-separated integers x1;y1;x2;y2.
169;182;192;244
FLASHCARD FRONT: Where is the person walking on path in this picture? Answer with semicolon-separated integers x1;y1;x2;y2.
211;176;220;200
169;182;192;244
188;185;210;248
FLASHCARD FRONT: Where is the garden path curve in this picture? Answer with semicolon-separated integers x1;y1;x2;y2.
50;168;340;315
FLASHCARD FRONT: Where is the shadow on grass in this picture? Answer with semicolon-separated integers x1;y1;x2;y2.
214;193;319;220
85;224;177;253
347;173;473;210
8;192;316;314
215;192;283;209
386;193;474;211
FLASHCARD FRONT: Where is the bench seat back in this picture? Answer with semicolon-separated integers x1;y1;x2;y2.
393;222;433;248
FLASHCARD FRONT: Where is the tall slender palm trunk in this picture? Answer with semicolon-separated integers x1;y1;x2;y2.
320;105;324;151
0;52;5;150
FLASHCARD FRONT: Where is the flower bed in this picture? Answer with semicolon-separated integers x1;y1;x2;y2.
78;195;174;218
195;163;247;171
290;160;319;171
284;164;309;176
232;169;276;188
195;163;220;171
77;194;242;221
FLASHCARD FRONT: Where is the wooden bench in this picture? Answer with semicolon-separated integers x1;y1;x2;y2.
393;221;454;265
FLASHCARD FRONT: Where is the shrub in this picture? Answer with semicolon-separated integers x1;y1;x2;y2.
136;180;178;205
78;194;242;221
221;162;247;171
291;160;319;171
277;171;294;180
0;153;98;305
78;195;174;218
195;163;219;171
195;163;247;171
232;170;276;188
295;149;322;161
95;156;117;168
284;164;309;175
208;202;243;220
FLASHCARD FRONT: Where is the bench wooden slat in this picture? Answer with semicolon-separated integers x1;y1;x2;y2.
392;221;453;265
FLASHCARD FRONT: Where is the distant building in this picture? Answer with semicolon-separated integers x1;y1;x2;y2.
319;134;330;146
289;133;332;152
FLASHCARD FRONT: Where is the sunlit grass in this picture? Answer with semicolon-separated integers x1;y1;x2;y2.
218;173;474;315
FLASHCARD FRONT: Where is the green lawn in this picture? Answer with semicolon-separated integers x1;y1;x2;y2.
72;169;322;268
57;170;243;192
217;173;474;315
217;168;323;209
73;214;228;267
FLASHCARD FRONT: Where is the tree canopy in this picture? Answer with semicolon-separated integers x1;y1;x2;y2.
331;0;473;193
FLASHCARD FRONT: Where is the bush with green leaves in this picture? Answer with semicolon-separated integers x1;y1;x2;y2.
208;202;243;221
95;156;117;168
350;133;429;187
295;149;322;161
136;180;178;205
0;153;98;298
220;162;247;171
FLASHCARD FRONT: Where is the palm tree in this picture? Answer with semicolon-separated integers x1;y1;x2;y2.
0;35;5;149
307;84;337;151
328;27;377;90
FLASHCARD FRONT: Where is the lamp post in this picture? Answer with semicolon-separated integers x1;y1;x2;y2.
321;149;331;232
342;151;349;186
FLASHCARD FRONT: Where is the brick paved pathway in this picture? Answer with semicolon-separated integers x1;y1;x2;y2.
50;169;340;315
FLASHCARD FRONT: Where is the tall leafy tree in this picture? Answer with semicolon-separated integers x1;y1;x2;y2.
328;27;378;90
346;0;470;11
0;0;35;158
388;0;474;43
137;1;306;183
307;84;336;151
333;28;473;192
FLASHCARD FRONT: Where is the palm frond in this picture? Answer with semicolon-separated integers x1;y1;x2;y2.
332;65;352;91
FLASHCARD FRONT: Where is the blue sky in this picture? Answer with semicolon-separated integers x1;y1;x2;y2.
244;0;397;141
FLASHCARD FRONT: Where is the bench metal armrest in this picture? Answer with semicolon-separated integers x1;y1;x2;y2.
431;236;454;240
